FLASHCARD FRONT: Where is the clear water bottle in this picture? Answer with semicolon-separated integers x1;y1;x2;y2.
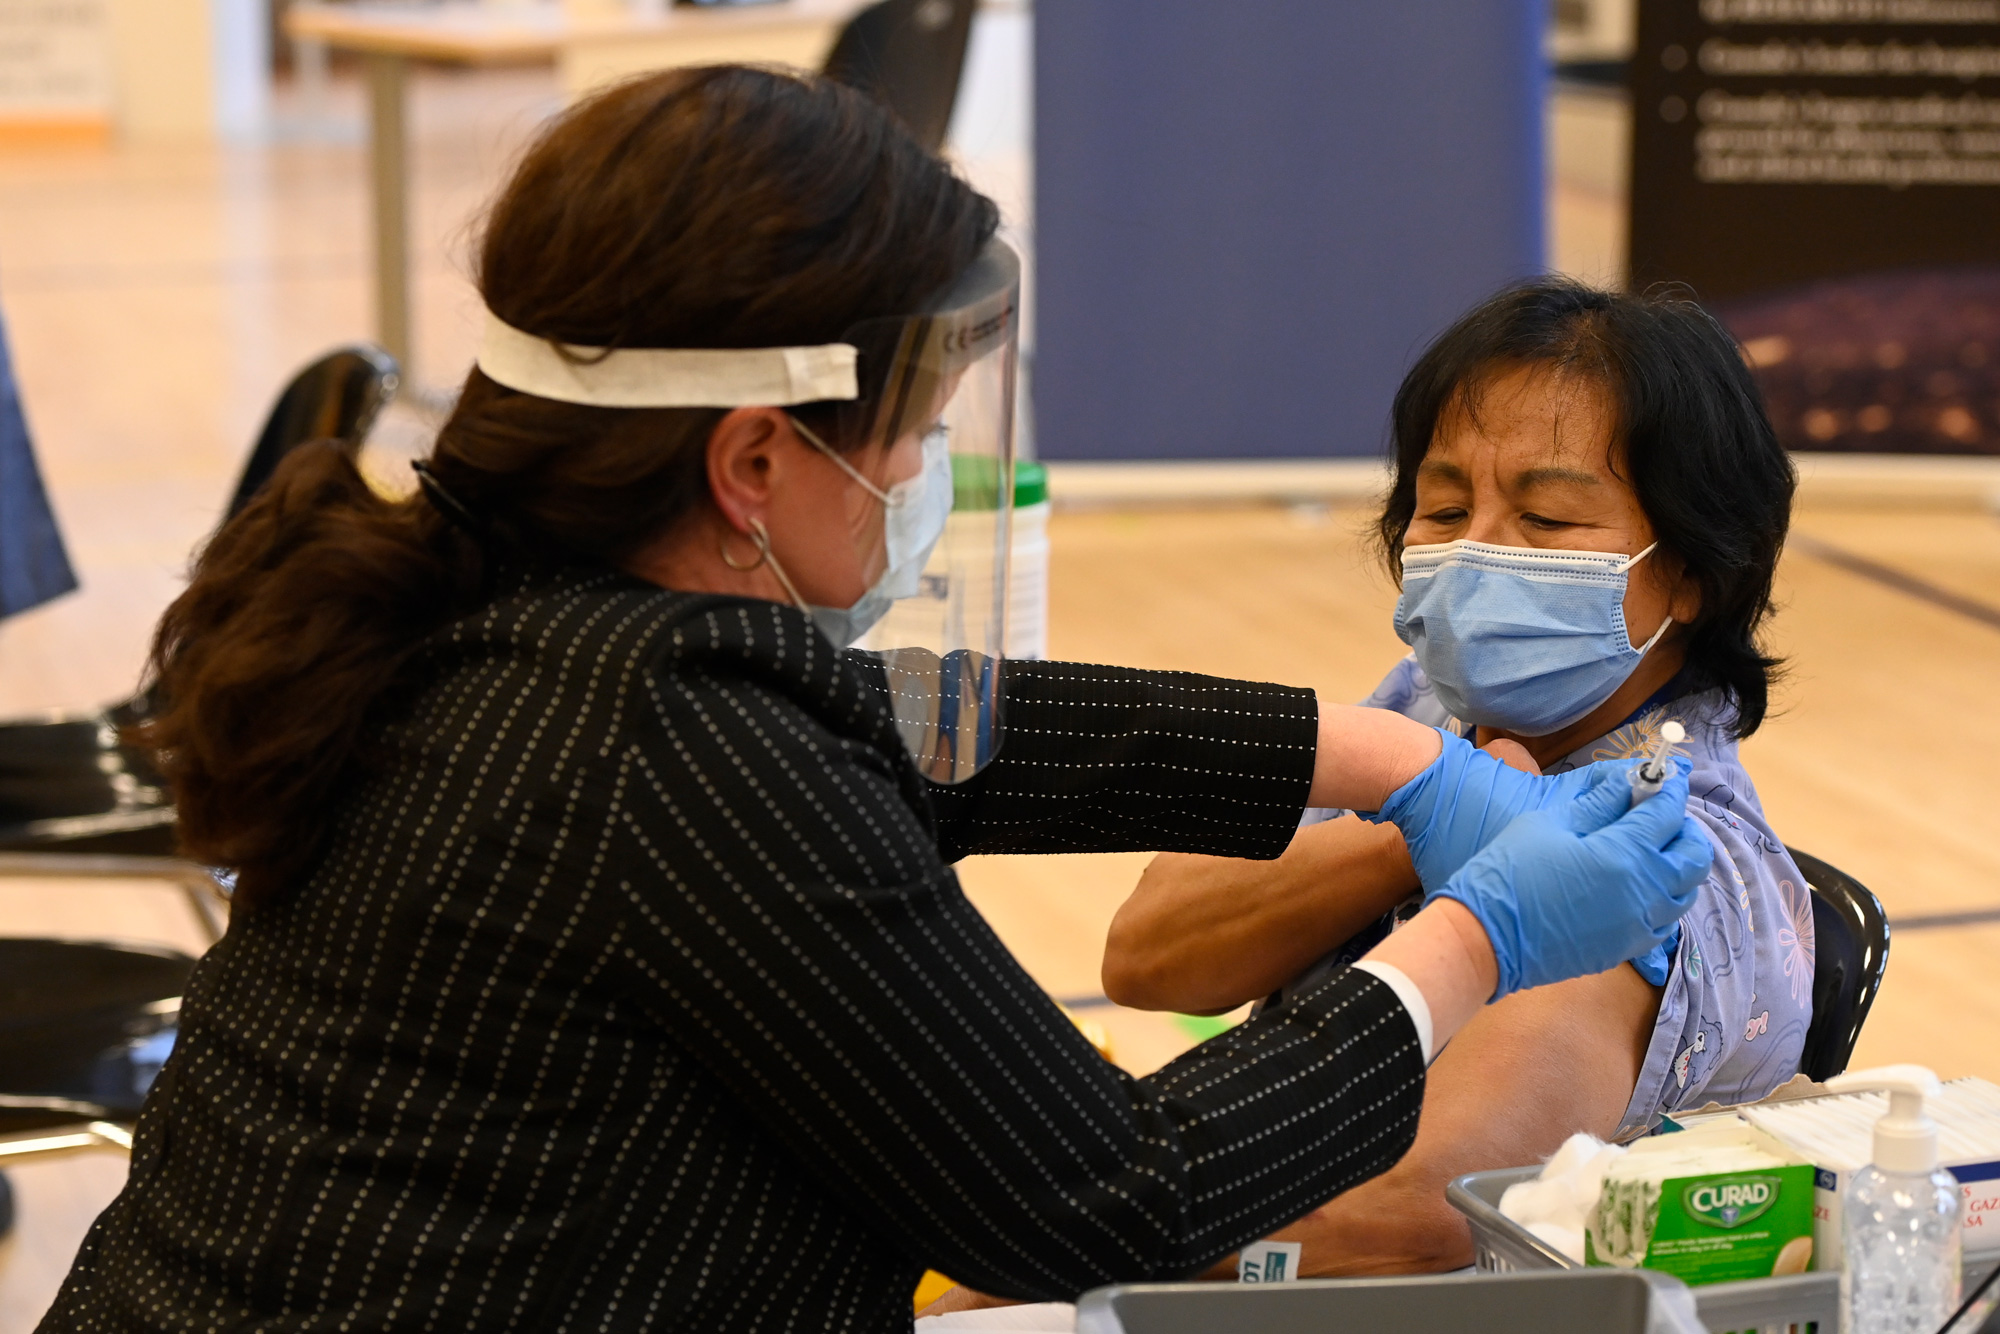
1831;1065;1962;1334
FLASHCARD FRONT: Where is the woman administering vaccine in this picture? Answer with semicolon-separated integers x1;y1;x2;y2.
40;70;1709;1333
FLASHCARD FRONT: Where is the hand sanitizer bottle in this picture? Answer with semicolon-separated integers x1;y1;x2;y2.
1827;1065;1962;1334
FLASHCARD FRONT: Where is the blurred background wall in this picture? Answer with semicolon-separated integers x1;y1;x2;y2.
1033;1;1546;460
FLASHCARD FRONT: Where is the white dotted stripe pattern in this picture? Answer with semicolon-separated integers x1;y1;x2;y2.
39;567;1425;1333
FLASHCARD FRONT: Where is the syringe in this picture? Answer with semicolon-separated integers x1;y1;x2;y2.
1628;720;1686;807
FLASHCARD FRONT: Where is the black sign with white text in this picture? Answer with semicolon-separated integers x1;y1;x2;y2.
1632;0;2000;298
1631;1;2000;453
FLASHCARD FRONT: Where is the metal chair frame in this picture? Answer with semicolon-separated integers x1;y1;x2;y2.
0;1114;133;1165
0;853;228;945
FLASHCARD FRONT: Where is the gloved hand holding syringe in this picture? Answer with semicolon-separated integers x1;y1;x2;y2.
1362;725;1714;1002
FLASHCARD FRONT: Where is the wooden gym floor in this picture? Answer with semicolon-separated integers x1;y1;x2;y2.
0;66;1995;1330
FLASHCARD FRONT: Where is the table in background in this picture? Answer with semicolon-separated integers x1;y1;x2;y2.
282;0;871;385
562;0;869;99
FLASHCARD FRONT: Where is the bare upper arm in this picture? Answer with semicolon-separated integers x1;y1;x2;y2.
1417;961;1660;1156
1261;962;1662;1276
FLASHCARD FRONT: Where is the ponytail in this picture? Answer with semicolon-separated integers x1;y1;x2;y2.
139;444;480;907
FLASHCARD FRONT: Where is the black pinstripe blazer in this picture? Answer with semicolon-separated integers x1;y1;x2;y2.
40;565;1424;1333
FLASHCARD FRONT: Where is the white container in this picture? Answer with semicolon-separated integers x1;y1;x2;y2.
1732;1075;2000;1269
1007;485;1050;660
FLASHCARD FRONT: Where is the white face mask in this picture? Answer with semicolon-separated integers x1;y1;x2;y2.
764;421;954;648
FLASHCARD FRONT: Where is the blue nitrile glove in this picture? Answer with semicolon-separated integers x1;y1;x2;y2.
1629;925;1683;988
1432;761;1713;1000
1360;729;1617;892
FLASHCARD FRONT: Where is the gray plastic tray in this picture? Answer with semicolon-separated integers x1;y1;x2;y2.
1449;1164;2000;1333
1074;1270;1686;1334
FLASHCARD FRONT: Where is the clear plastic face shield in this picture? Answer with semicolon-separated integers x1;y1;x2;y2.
471;238;1021;784
816;240;1020;783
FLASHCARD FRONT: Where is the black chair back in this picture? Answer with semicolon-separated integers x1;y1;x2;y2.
0;717;158;826
224;344;399;520
822;0;978;153
0;938;192;1120
0;347;394;854
1790;846;1890;1082
0;710;174;854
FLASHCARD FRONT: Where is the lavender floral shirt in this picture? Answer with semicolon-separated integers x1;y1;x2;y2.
1297;655;1813;1135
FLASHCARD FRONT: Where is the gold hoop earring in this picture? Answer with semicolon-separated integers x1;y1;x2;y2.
726;516;809;612
719;519;771;572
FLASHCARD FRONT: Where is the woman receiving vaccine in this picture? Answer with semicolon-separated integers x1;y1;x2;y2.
1088;280;1804;1284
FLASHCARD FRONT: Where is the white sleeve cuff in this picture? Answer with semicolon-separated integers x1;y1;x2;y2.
1352;959;1434;1064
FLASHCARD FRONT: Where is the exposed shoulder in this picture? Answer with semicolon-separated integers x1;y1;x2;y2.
1595;694;1784;841
1612;692;1812;1130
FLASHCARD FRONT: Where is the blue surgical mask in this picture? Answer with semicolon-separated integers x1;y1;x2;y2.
1393;539;1674;737
786;421;954;648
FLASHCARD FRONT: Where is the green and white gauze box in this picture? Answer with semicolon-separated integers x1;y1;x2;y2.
1586;1121;1818;1285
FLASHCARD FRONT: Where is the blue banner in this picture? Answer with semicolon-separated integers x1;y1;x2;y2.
1034;1;1546;459
0;306;76;618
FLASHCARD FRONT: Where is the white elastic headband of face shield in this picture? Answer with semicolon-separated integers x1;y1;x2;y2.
474;313;863;408
474;228;1017;414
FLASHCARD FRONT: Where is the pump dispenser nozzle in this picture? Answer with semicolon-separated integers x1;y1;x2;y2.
1827;1064;1945;1174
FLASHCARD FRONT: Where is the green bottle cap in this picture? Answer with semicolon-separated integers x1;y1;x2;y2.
950;456;1049;510
1014;459;1049;508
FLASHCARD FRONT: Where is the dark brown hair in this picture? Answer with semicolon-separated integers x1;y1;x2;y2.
141;65;998;911
1378;278;1794;736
